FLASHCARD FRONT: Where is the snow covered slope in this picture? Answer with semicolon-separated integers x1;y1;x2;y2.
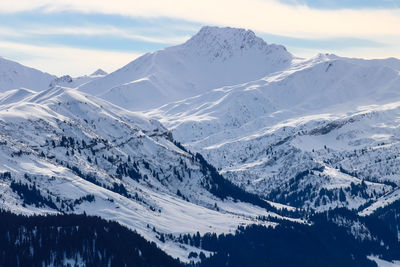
79;26;293;110
0;86;292;261
0;56;105;93
0;57;56;92
148;53;400;213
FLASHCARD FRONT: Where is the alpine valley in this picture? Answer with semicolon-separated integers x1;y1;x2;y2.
1;26;400;266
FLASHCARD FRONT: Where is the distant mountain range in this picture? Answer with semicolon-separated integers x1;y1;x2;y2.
0;26;399;266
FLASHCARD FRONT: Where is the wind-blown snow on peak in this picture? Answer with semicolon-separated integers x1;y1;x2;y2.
182;26;288;60
78;26;293;110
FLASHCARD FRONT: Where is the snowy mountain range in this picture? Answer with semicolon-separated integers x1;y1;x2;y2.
1;26;400;265
78;26;292;110
0;86;292;261
148;53;400;214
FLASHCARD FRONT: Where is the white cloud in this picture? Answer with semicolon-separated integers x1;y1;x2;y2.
1;0;400;39
0;41;142;76
0;26;24;37
25;25;191;44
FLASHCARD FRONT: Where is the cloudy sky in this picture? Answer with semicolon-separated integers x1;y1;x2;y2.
1;0;400;76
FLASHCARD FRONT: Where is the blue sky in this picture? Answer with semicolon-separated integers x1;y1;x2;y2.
0;0;399;76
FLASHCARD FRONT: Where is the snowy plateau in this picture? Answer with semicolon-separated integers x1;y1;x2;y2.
1;26;400;266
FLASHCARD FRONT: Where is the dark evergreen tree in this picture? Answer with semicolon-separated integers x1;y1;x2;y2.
0;210;181;267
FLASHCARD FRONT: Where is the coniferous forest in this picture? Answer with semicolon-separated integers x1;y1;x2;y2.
0;211;181;267
1;208;399;267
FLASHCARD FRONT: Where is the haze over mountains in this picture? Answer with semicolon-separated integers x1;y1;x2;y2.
1;26;400;266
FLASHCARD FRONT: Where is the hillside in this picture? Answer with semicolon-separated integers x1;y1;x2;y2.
0;86;292;261
147;52;400;222
0;57;56;92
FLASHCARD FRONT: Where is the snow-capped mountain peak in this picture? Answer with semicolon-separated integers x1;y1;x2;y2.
90;68;108;77
182;26;289;60
78;26;293;110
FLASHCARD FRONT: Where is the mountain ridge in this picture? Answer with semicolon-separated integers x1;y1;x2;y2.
145;46;400;219
0;57;56;93
78;26;293;110
0;85;295;261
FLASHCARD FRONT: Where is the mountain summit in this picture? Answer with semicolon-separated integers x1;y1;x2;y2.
184;26;288;60
78;26;293;110
90;68;108;76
